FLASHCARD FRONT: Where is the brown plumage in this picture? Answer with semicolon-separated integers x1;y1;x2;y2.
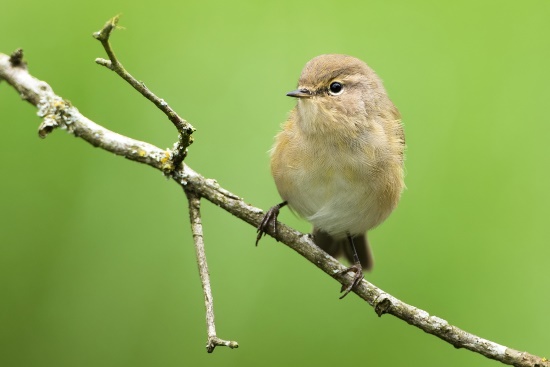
259;54;405;296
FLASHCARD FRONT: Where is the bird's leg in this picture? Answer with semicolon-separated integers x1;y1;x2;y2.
255;201;288;246
338;233;364;299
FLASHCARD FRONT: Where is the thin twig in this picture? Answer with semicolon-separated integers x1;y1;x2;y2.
185;190;238;353
92;16;194;171
0;51;548;366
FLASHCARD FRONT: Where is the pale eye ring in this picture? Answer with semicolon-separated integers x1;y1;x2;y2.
328;81;344;96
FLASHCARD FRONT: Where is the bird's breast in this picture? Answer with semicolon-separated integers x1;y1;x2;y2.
271;127;403;237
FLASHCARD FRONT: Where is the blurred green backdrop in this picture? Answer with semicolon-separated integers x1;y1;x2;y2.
1;1;549;366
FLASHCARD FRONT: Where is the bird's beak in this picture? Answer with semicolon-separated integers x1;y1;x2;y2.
286;88;312;99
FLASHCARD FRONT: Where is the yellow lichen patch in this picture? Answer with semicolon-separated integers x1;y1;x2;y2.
52;100;65;109
160;150;174;171
161;162;174;171
160;150;171;164
137;149;147;157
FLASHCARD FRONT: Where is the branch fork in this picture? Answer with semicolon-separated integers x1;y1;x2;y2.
93;16;194;172
186;191;238;353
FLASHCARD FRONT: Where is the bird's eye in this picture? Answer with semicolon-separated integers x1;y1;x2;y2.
328;82;344;96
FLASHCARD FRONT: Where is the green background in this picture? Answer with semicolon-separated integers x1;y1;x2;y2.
1;1;549;366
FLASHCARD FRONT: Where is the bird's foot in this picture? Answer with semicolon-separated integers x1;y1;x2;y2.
338;262;364;299
255;201;287;246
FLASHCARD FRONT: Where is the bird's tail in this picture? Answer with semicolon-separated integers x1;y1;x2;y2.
313;229;373;271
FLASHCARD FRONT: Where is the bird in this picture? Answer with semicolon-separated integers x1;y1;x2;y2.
256;54;405;298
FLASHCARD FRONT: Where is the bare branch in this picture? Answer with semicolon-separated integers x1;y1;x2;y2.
0;50;547;367
185;191;239;352
92;15;194;171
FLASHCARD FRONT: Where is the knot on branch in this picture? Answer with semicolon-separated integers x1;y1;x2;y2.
9;48;26;69
37;93;79;138
92;15;121;42
374;293;393;316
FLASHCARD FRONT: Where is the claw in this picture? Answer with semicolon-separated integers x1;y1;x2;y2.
255;201;287;246
338;263;364;299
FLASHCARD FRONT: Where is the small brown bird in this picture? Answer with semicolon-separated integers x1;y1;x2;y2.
257;54;405;298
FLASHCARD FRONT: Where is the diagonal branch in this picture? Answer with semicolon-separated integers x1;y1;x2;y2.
92;15;194;171
185;190;239;352
0;49;547;367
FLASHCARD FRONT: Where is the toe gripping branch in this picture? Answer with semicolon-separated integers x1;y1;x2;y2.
255;201;288;245
338;234;364;299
